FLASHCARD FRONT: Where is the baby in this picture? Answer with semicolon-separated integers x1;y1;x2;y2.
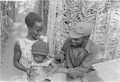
28;40;58;82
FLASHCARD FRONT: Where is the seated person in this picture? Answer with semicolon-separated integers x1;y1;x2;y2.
28;40;59;82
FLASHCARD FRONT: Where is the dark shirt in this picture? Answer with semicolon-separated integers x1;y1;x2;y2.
60;37;99;77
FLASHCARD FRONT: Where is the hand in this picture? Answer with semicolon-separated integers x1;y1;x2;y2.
27;68;38;78
67;69;78;79
54;55;60;60
46;64;59;77
54;58;61;64
59;63;65;67
54;55;64;64
26;68;31;75
52;64;59;72
56;67;68;74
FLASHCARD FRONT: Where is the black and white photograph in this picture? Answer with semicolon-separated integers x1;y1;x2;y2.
0;0;120;82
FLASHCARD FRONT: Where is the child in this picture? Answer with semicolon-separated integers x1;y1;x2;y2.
29;40;59;82
13;12;45;81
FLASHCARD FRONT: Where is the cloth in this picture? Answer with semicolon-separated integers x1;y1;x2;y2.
31;58;53;67
29;58;53;82
51;71;103;82
18;38;36;68
59;37;99;77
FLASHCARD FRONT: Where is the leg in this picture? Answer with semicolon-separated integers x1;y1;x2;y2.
83;71;104;82
51;73;67;82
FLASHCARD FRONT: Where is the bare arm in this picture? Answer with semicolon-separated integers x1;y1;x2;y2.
45;60;58;72
13;41;29;73
46;62;59;76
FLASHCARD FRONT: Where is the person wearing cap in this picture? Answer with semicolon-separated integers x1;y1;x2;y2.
52;22;103;82
28;40;59;82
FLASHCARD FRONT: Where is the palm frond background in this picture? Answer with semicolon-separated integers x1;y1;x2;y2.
47;0;120;63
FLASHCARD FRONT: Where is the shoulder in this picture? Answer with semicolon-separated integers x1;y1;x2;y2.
16;38;25;43
14;38;25;48
14;40;20;47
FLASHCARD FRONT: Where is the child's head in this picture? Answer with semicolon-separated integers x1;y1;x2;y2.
31;41;49;63
25;12;44;40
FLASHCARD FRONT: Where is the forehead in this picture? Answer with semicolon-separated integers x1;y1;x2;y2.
72;36;84;40
33;21;44;30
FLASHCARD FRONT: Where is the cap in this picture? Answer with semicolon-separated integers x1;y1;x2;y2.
31;40;49;56
69;22;92;38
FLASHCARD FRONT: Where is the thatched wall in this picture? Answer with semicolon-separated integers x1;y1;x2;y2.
47;0;120;63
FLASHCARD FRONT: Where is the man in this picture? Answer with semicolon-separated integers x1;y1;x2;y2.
52;22;103;82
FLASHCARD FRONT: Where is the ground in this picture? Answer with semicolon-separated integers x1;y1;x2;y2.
93;59;120;82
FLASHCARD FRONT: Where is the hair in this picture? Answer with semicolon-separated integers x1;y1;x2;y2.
25;12;43;28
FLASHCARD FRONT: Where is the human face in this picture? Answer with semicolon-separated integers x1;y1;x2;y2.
71;36;89;47
29;22;44;40
33;54;46;63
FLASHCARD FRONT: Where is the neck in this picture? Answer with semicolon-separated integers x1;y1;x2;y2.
26;34;36;41
81;39;89;48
